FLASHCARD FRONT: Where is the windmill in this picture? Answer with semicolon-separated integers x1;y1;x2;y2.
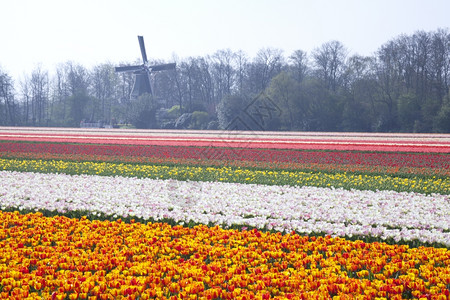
115;36;176;98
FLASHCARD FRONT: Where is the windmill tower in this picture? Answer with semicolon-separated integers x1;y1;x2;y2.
115;36;176;98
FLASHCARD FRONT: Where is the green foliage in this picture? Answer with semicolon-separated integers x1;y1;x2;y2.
134;109;157;129
217;94;253;130
341;100;372;132
131;93;158;129
267;71;301;130
190;111;209;129
190;102;206;112
433;101;450;133
420;97;442;132
167;105;181;119
68;93;91;127
397;93;421;132
298;78;342;131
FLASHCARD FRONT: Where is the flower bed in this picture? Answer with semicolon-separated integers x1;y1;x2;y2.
1;211;450;300
1;128;450;299
2;132;448;179
1;158;449;194
1;171;449;247
1;129;449;152
2;141;449;168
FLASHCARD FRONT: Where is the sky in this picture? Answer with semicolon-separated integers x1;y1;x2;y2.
1;0;450;82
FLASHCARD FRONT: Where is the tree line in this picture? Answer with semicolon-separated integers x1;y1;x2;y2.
1;28;449;132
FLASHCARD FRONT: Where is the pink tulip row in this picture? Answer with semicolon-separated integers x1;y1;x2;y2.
1;128;449;152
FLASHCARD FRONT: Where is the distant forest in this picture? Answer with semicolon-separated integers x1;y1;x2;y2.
1;28;450;133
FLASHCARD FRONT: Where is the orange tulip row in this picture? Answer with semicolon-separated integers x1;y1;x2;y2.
1;211;449;300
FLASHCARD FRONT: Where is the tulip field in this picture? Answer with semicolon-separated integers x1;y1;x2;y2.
0;127;449;299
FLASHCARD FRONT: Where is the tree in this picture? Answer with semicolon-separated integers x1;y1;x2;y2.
211;49;236;102
433;96;450;132
90;63;118;125
0;68;16;125
299;78;342;131
197;57;214;108
289;50;309;83
312;41;347;92
152;58;179;109
65;93;89;126
131;93;158;129
29;66;49;125
340;55;378;131
48;62;91;126
19;76;31;125
429;29;450;102
49;63;71;125
190;111;209;129
374;40;404;131
217;94;254;130
235;50;249;94
67;63;91;126
397;93;421;132
2;28;450;132
179;58;199;113
267;71;300;130
247;48;285;93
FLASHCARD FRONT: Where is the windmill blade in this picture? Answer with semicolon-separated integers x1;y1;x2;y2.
149;63;176;72
115;65;143;73
138;36;148;63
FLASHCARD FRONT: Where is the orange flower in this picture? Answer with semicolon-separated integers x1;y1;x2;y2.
0;211;449;299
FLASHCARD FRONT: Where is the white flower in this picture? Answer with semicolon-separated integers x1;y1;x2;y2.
1;170;449;246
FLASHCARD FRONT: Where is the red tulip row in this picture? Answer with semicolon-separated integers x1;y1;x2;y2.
1;141;448;168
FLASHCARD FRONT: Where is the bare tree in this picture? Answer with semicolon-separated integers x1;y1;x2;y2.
429;29;450;102
197;57;214;108
248;48;285;93
211;49;236;102
0;69;16;125
289;49;309;83
312;40;347;91
29;66;49;125
19;76;31;125
152;58;179;109
90;63;117;124
51;63;71;122
177;57;214;112
341;55;379;131
374;40;404;130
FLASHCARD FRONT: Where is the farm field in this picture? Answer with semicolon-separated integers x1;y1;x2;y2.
0;127;449;299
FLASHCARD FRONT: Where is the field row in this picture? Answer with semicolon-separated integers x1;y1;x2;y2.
1;128;450;299
2;147;449;180
1;158;448;195
1;170;449;247
3;127;450;139
1;211;450;300
2;142;449;168
1;128;450;152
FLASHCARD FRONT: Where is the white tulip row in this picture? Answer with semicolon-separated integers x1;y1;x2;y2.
1;170;449;245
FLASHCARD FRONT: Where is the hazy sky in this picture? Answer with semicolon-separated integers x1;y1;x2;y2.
1;0;449;81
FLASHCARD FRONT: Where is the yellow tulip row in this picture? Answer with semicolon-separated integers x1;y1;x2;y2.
1;211;449;300
1;158;448;194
